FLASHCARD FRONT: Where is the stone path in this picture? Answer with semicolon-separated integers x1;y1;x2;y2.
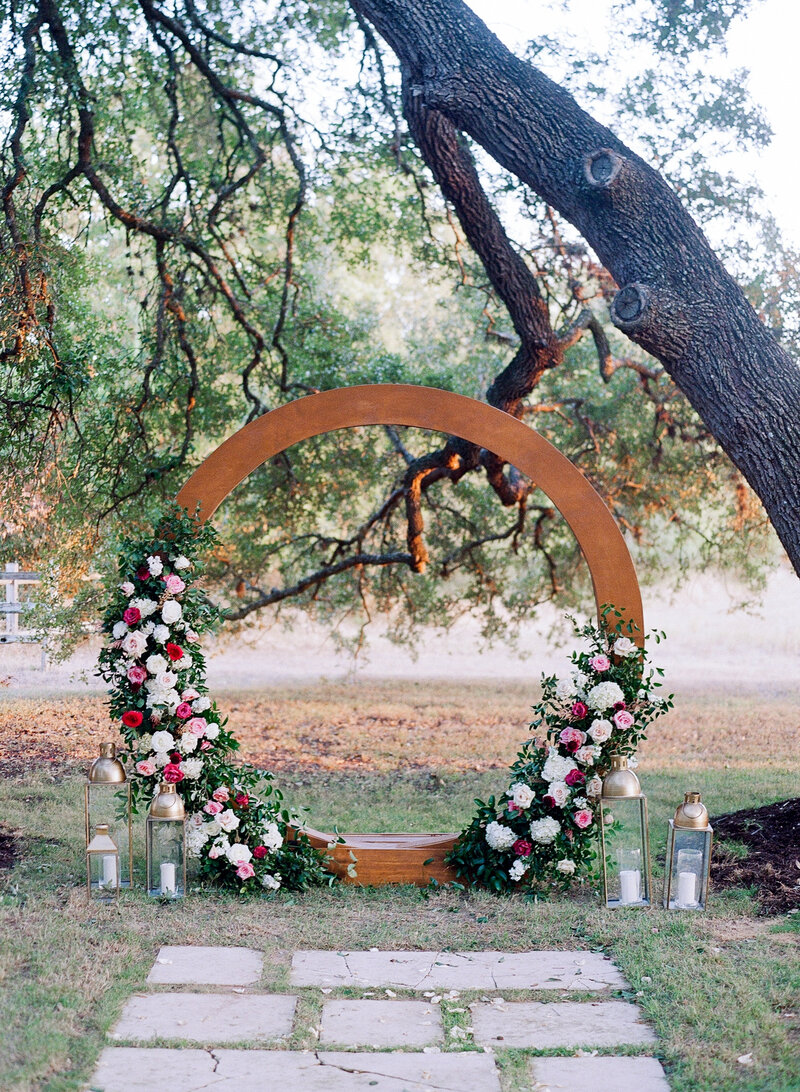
90;945;671;1091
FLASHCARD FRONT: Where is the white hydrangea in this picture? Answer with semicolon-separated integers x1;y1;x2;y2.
588;718;613;743
153;624;170;644
260;822;282;851
485;821;517;851
627;755;639;770
173;555;191;570
161;599;182;625
546;780;569;807
131;597;157;618
556;859;576;874
227;843;252;866
182;757;203;778
529;816;561;844
572;796;589;809
153;751;170;769
261;873;281;891
586;681;625;711
192;696;211;713
204;723;220;740
509;859;530;882
208;836;231;859
555;677;576;701
112;621;127;639
186;825;210;857
508;782;535;809
217;808;240;833
141;621;155;636
542;752;577;783
151;730;175;753
613;636;639;657
176;653;192;670
146;555;163;576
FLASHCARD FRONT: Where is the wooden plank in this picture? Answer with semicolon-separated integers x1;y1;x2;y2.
296;828;460;886
0;572;39;582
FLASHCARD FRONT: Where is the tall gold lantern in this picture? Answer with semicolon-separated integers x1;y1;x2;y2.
663;791;713;910
146;782;186;899
85;742;132;888
86;824;120;901
598;754;652;908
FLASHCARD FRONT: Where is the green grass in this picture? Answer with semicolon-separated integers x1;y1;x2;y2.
1;766;798;1091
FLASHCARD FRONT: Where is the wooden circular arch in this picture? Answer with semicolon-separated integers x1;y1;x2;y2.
176;384;643;885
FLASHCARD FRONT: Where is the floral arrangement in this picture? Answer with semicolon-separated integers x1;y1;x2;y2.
446;609;672;894
97;508;330;893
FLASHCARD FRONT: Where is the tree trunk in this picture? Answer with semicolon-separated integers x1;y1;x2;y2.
350;0;800;577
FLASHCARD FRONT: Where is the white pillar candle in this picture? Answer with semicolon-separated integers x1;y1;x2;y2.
160;862;177;894
102;854;117;888
619;869;641;904
677;870;697;906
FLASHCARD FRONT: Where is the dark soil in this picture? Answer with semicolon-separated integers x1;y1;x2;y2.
711;797;800;915
0;824;18;870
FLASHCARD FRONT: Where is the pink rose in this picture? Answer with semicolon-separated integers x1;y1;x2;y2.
236;862;255;880
185;717;207;737
185;629;199;643
181;687;200;701
589;654;610;672
574;809;593;829
163;763;184;783
175;702;193;719
513;838;533;857
164;574;186;594
135;760;156;776
208;844;223;859
127;664;147;684
613;710;635;731
571;701;588;719
559;727;586;750
200;740;212;751
212;787;230;803
120;581;135;597
204;800;223;815
122;606;141;625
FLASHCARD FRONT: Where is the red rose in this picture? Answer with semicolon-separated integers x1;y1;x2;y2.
543;794;556;809
166;642;184;662
613;700;627;711
253;846;268;859
512;838;533;857
175;702;193;719
163;763;184;783
170;751;182;763
565;769;585;787
122;606;141;625
571;701;588;719
235;793;249;808
136;566;150;581
566;739;581;753
121;710;143;728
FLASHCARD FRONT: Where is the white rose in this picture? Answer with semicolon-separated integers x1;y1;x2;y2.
260;822;282;851
227;843;253;866
176;653;192;670
141;621;155;635
173;555;191;570
120;581;135;597
588;718;613;743
574;745;599;766
217;809;240;833
556;859;576;875
153;624;170;644
586;776;603;798
146;555;163;576
204;818;221;837
121;631;147;657
586;681;625;712
555;677;576;701
261;873;281;891
508;782;535;810
613;636;639;658
146;653;168;676
179;733;198;754
161;599;182;625
204;724;220;740
572;671;588;693
546;780;569;807
156;670;178;690
485;821;517;851
112;621;128;639
192;696;211;713
151;730;175;752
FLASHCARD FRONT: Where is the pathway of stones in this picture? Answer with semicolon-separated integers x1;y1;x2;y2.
90;946;671;1091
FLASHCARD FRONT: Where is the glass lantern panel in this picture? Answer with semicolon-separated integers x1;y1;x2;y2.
666;824;711;909
88;851;119;900
86;783;132;887
147;819;185;898
602;796;650;907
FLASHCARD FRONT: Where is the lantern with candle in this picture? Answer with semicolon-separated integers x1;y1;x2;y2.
84;742;133;888
598;754;652;908
146;782;186;899
663;791;713;910
86;824;120;901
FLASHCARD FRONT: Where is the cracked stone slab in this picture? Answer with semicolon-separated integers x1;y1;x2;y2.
290;950;626;990
146;946;263;986
90;1048;502;1091
530;1055;670;1091
320;999;443;1047
110;991;296;1043
471;999;656;1048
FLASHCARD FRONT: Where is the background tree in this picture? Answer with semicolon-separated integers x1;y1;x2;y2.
0;0;787;653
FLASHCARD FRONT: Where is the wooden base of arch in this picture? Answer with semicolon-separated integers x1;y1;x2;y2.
177;385;643;886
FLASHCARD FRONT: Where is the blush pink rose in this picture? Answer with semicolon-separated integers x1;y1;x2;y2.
236;862;255;880
574;809;593;829
571;701;588;719
212;787;230;803
559;727;586;749
200;740;212;751
613;709;635;731
181;687;200;701
163;574;186;594
175;702;193;719
208;844;223;859
204;800;223;815
589;654;611;672
185;717;207;737
135;760;156;776
127;664;147;685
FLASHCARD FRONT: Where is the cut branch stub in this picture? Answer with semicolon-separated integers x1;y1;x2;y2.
610;283;650;331
584;148;625;190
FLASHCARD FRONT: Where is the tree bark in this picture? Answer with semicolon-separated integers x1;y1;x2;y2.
350;0;800;576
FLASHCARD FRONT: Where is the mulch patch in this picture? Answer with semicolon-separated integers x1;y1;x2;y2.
0;824;18;870
711;797;800;915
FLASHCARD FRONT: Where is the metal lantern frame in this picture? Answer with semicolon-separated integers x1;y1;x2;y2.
86;823;121;901
146;782;187;899
598;754;653;908
84;742;133;888
663;791;713;911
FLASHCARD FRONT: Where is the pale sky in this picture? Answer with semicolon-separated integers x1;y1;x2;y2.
467;0;800;249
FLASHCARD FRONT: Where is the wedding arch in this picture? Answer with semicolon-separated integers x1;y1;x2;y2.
176;384;643;884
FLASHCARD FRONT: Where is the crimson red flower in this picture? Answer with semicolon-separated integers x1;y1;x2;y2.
235;793;249;808
123;606;141;625
512;838;533;857
571;701;588;719
253;846;268;859
613;700;627;712
136;566;150;581
565;739;582;753
565;769;585;787
121;710;143;728
166;642;184;662
163;763;184;783
175;702;193;719
543;794;556;809
170;751;182;763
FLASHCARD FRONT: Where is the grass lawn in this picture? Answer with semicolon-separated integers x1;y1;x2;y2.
0;681;798;1091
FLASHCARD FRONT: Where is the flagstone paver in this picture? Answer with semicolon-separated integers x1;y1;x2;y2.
90;1048;502;1091
530;1054;671;1091
290;949;626;990
470;999;657;1048
146;945;263;986
110;991;297;1043
320;999;444;1047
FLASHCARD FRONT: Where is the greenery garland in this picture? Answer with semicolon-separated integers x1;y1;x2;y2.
97;508;330;893
446;610;673;894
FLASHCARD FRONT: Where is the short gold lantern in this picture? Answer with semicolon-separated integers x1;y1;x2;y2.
663;791;713;910
84;742;132;888
146;782;186;899
86;824;120;901
598;754;652;908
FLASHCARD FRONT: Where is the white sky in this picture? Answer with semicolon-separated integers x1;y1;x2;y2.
467;0;800;248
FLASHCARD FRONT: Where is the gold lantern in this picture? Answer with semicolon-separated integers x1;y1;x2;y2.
146;782;186;899
86;824;120;901
663;791;713;910
598;754;652;908
84;742;132;888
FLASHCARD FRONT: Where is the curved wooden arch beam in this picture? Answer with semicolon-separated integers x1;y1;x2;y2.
177;383;643;636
